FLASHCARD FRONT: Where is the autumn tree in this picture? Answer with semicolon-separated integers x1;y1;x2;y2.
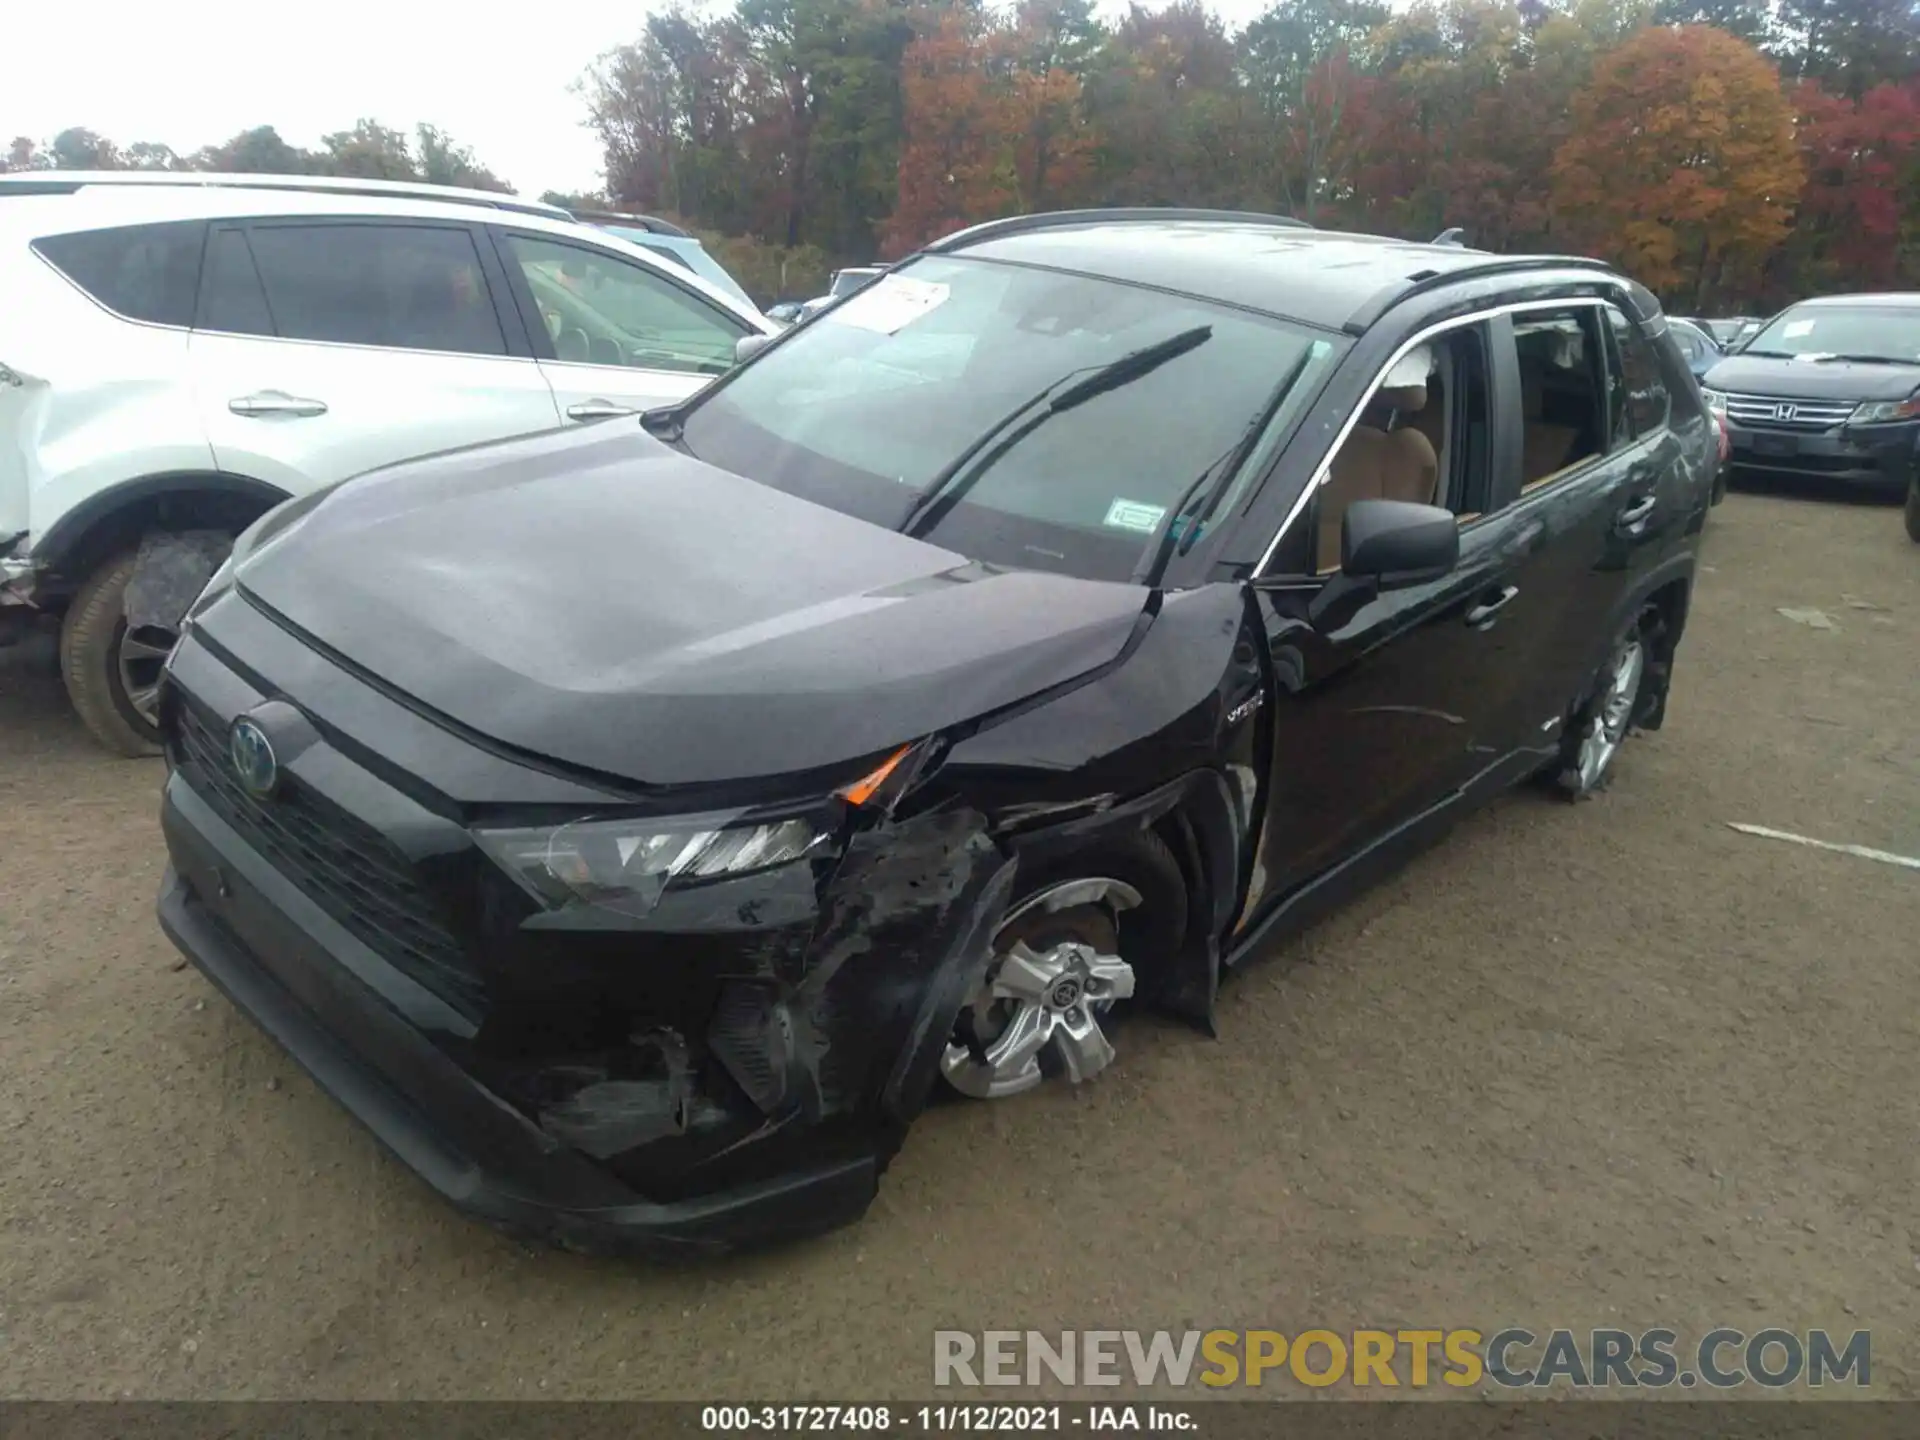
1553;25;1801;306
883;9;1019;254
1787;78;1920;289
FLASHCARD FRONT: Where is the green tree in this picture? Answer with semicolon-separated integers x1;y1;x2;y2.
317;119;417;180
416;124;511;191
193;125;310;173
48;127;120;169
1776;0;1920;95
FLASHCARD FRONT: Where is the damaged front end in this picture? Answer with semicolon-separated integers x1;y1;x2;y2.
156;604;1027;1252
452;787;1018;1208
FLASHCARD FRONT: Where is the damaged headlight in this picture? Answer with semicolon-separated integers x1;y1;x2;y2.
475;742;928;920
475;811;831;917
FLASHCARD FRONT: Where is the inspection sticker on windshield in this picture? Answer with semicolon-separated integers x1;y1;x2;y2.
1782;319;1816;338
1103;498;1167;534
826;275;951;335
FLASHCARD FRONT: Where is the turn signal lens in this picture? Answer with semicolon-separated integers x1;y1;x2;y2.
836;744;915;808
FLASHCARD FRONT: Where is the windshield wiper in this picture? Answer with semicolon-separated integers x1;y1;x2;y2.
1812;353;1913;365
1130;342;1324;586
1741;349;1794;358
898;325;1214;536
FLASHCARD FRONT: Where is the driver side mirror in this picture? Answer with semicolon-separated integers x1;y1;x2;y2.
735;333;774;364
1341;499;1459;583
1308;499;1459;631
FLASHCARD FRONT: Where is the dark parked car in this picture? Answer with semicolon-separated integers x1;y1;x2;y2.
155;210;1715;1255
798;265;885;321
1701;293;1920;502
1667;317;1725;381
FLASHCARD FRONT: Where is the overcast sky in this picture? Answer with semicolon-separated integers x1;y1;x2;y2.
12;0;1281;201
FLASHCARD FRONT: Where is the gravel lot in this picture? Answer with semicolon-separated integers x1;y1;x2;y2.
1;490;1915;1401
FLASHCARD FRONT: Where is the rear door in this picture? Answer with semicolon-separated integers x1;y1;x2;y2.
187;218;561;498
487;228;753;425
1464;301;1660;758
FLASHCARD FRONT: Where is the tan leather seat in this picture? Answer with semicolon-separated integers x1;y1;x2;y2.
1317;385;1439;569
1521;372;1578;485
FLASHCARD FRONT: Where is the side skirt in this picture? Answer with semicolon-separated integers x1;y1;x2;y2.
1223;747;1544;971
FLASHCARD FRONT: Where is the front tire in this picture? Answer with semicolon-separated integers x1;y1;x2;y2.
59;550;171;758
1905;472;1920;543
939;832;1186;1100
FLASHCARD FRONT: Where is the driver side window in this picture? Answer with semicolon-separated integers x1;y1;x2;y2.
502;234;746;377
1312;324;1493;572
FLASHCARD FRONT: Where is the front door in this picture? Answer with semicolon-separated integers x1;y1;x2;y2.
188;219;561;497
1246;317;1544;901
487;229;753;425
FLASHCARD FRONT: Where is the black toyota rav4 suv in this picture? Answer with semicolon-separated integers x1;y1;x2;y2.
156;210;1715;1254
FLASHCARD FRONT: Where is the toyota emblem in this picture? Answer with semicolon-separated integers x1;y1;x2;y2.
228;716;279;799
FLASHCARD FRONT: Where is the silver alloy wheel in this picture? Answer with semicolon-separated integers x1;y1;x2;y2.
1572;636;1645;791
116;622;178;729
940;877;1141;1100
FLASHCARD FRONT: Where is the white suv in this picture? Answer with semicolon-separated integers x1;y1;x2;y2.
0;173;775;754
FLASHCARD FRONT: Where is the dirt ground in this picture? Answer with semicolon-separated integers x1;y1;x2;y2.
1;489;1915;1401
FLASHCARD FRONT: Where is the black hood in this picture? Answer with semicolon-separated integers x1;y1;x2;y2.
235;424;1150;787
1703;353;1920;402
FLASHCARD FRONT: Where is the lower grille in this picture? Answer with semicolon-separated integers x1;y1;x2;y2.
1723;392;1855;430
173;702;485;1020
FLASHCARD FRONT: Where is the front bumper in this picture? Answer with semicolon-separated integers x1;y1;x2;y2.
153;598;1014;1255
161;782;890;1255
1724;417;1918;491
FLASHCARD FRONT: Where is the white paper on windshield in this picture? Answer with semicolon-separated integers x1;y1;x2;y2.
1103;498;1167;534
825;275;951;335
1782;319;1816;338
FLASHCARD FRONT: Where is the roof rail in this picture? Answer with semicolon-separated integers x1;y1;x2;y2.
927;207;1313;252
572;209;693;238
0;170;569;220
1343;255;1621;334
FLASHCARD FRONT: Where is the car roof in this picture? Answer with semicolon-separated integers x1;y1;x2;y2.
0;183;773;330
928;210;1627;333
1790;292;1920;309
0;168;568;218
572;210;693;238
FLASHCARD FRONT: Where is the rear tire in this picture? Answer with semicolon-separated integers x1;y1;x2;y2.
1905;472;1920;543
59;550;166;758
1550;607;1654;800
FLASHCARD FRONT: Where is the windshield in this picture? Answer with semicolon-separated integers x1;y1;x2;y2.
602;226;757;311
1742;305;1920;362
677;255;1343;581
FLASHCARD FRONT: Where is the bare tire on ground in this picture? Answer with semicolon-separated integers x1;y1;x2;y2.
940;831;1187;1100
59;550;169;758
1551;605;1655;800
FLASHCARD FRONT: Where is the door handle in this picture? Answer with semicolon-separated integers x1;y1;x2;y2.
1615;494;1657;531
1465;585;1519;628
566;399;641;421
228;390;328;418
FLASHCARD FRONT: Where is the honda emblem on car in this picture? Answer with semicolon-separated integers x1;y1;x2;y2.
1774;403;1798;422
228;717;279;799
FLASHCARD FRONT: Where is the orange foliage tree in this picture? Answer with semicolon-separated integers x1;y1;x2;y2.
883;4;1094;256
1552;25;1802;305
